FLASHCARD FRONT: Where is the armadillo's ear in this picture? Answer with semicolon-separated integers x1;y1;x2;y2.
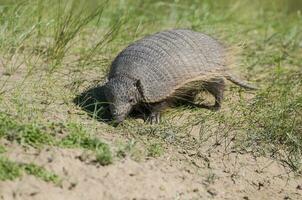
135;79;144;96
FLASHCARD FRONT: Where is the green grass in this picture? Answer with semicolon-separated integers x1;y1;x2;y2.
116;139;145;161
61;123;112;165
0;113;55;148
0;0;301;171
240;69;302;169
23;163;61;184
0;157;22;181
0;112;112;165
0;145;6;154
0;156;60;184
147;143;164;158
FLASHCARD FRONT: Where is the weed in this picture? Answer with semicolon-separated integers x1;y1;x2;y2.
0;157;22;181
239;70;302;169
23;163;61;184
0;145;5;154
116;139;144;161
0;156;61;184
147;143;164;158
0;113;112;165
0;112;55;148
96;146;112;165
61;123;112;165
204;171;218;185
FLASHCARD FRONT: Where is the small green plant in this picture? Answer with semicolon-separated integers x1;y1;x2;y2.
0;145;6;154
23;163;61;184
61;123;112;165
204;172;218;185
147;142;164;158
0;156;61;183
116;139;144;161
0;157;22;181
96;146;112;165
0;112;55;148
0;113;113;166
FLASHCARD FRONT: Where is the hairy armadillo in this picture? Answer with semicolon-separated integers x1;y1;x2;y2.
104;29;257;124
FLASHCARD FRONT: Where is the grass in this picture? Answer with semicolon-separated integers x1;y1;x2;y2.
0;157;22;181
23;163;61;184
147;142;164;158
0;0;301;172
241;69;302;169
0;112;112;165
0;112;55;148
0;156;60;184
61;123;112;165
0;145;6;154
116;139;145;161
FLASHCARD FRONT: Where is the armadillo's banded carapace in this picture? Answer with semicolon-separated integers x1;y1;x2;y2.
109;29;227;102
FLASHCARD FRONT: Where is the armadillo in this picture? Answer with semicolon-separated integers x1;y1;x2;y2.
104;29;257;124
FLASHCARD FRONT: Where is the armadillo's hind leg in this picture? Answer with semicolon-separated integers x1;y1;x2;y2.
146;101;169;124
200;78;225;111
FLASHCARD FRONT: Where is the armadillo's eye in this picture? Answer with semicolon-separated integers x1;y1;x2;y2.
129;98;135;104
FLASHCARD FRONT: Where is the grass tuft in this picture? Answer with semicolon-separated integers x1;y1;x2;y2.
0;157;22;181
48;0;108;66
0;113;112;165
0;145;6;154
147;143;164;158
0;156;61;184
0;112;55;148
61;123;112;165
23;163;61;184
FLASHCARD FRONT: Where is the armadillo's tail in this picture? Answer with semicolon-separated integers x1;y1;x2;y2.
224;73;258;90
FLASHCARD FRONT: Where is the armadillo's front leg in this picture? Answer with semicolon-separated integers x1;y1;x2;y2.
148;112;161;124
146;101;169;124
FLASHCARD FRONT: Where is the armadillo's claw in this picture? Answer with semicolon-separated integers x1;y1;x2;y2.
146;112;161;124
111;116;125;127
187;102;221;111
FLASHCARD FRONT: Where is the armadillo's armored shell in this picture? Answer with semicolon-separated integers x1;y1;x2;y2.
109;29;227;103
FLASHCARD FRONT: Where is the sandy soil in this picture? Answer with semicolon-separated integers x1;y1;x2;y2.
1;137;301;200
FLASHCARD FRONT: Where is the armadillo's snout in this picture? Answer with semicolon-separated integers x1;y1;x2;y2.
115;115;125;123
110;105;128;124
112;113;127;125
111;110;123;123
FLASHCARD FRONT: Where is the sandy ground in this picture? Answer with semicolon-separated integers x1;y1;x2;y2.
1;137;301;200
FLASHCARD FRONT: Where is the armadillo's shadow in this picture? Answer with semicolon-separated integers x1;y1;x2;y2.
73;85;113;123
73;85;146;124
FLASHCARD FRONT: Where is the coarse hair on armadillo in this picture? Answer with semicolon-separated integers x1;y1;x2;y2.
166;44;257;99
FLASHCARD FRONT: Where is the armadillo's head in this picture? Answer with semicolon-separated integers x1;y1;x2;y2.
104;76;142;124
